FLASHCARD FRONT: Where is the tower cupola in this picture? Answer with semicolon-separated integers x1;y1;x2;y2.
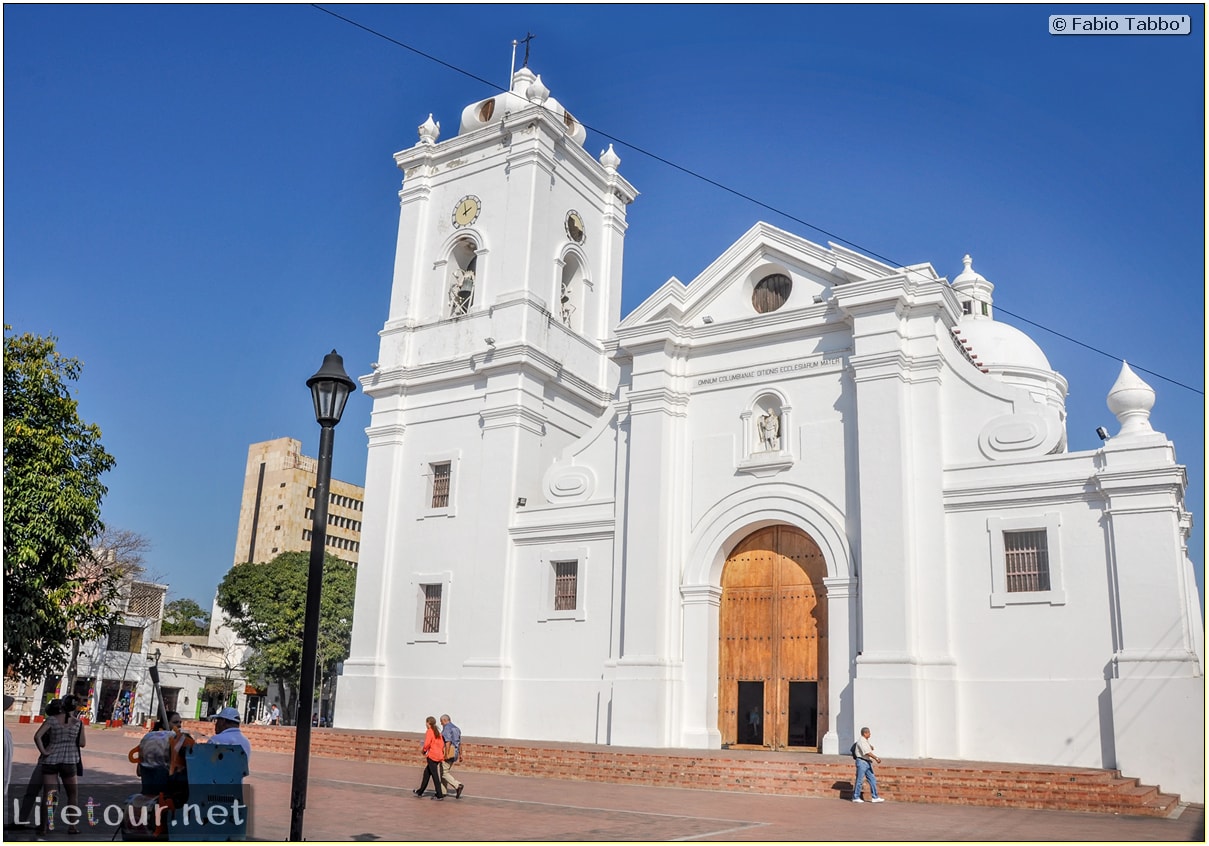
952;254;995;319
457;67;587;146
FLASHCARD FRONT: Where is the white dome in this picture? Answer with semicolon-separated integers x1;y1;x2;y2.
958;316;1052;372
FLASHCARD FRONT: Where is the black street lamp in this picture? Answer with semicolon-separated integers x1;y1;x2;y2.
147;648;164;728
289;350;356;842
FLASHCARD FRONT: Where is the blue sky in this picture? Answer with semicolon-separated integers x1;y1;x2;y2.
5;4;1204;608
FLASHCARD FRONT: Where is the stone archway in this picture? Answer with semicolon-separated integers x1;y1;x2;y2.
719;525;828;750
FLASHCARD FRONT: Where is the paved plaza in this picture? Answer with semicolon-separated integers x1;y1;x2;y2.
4;721;1202;841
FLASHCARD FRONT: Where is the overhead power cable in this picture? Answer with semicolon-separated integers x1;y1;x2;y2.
310;4;1203;397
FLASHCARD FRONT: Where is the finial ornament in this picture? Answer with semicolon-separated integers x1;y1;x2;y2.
527;74;550;105
600;144;621;170
1106;360;1156;437
955;253;985;284
418;114;440;145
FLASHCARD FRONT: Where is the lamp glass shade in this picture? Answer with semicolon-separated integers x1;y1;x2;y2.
307;350;356;426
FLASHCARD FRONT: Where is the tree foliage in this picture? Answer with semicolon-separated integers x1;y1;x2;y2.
3;327;117;680
63;526;152;692
215;551;357;722
161;598;212;636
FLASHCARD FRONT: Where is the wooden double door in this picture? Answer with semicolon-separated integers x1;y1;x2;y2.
719;526;828;750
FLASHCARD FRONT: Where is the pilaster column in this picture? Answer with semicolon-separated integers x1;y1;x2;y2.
1096;436;1204;803
821;575;856;754
680;584;723;748
609;372;689;747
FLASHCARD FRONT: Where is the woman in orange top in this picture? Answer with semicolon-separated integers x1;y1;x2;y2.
413;716;446;800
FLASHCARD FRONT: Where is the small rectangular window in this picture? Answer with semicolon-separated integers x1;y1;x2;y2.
962;300;972;315
554;561;578;611
422;584;443;633
107;624;144;653
431;462;452;508
1003;530;1050;592
981;301;989;316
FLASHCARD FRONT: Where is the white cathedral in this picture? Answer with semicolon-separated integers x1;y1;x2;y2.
334;67;1204;802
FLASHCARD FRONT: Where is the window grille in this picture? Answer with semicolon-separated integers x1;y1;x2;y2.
431;462;452;508
554;561;578;611
1003;530;1050;592
422;584;442;633
127;583;164;619
107;624;144;653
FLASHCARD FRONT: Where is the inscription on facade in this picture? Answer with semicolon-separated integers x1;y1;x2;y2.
696;355;845;387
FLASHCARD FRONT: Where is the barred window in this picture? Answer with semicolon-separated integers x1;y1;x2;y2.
422;584;443;633
431;462;452;508
554;561;578;611
1003;530;1050;593
107;624;144;653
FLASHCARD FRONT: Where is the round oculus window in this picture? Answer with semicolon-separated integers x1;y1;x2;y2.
752;274;792;314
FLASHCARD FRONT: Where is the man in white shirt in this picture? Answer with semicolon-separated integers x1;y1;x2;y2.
852;726;884;803
207;707;251;761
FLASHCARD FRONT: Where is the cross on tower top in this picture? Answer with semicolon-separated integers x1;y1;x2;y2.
520;32;535;67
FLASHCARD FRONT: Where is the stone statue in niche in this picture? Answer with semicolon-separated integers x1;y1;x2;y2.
758;411;781;452
560;279;574;326
449;267;475;316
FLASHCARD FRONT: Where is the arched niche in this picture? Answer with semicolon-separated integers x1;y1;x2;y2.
446;237;479;317
741;389;791;458
556;247;591;335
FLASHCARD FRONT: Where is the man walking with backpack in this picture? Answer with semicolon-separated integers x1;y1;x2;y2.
439;714;464;799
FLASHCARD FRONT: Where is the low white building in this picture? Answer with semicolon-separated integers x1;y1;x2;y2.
334;67;1204;802
11;579;167;725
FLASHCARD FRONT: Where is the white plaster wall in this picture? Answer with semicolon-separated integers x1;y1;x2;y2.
505;532;617;742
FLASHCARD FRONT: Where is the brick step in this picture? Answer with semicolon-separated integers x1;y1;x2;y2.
125;723;1182;817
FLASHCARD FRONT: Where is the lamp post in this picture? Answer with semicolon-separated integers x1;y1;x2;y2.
147;647;163;728
289;350;356;842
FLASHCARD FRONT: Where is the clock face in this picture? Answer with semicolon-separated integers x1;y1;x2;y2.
565;210;585;244
452;195;481;228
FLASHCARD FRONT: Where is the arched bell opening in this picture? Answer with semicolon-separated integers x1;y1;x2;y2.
447;238;478;317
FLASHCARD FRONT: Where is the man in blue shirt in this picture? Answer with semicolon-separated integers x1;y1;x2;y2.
439;714;464;799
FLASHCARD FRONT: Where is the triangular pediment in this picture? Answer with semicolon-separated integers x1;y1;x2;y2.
618;223;901;331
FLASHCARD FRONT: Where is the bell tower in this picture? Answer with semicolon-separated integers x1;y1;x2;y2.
381;66;636;345
337;67;637;734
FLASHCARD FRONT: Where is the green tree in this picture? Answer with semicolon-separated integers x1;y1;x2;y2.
215;551;357;724
160;597;212;636
3;327;118;680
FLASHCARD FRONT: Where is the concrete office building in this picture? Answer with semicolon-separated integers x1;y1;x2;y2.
231;437;366;566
